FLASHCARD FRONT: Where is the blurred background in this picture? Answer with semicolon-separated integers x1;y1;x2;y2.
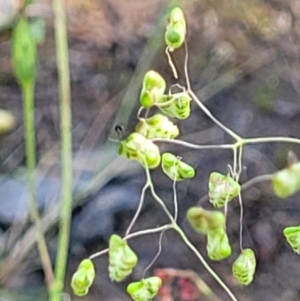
1;0;300;300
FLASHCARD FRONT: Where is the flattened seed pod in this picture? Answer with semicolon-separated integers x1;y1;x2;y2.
186;207;226;234
71;259;95;296
158;92;191;120
165;7;186;51
272;162;300;198
209;172;240;208
161;152;195;181
232;249;256;285
140;70;166;108
118;133;161;169
135;114;179;139
206;228;232;261
127;277;162;301
108;234;138;282
283;226;300;254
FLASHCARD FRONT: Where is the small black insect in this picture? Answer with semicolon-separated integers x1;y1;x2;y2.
114;123;128;140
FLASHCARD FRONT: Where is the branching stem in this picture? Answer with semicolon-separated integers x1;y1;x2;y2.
89;225;171;260
126;182;149;235
144;165;238;301
188;89;242;141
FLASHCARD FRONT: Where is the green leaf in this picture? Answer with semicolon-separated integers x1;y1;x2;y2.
127;277;162;301
232;249;256;285
108;234;138;282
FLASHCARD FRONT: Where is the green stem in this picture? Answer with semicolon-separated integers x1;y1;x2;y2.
243;136;300;145
89;225;171;260
125;182;149;235
189;89;241;141
51;0;72;299
152;138;234;149
173;224;238;301
22;82;54;286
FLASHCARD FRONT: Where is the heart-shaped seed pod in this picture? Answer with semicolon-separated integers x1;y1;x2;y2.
165;7;186;51
127;277;162;301
232;249;256;285
108;234;138;282
209;172;240;208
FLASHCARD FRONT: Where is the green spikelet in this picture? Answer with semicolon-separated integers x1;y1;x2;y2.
108;235;138;282
283;226;300;254
71;259;95;296
161;152;195;181
186;207;225;234
140;70;166;108
206;228;232;261
135;114;179;139
209;172;240;208
127;277;162;301
165;7;186;51
232;249;256;285
157;92;191;120
118;133;161;169
272;162;300;198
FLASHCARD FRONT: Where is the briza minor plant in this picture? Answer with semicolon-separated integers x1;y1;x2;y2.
71;7;300;301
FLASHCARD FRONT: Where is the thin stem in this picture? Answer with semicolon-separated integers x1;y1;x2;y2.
142;230;165;278
89;225;171;260
173;224;238;301
233;145;238;178
184;41;191;91
124;225;171;240
144;165;175;223
224;196;229;226
152;138;234;150
243;136;300;145
169;83;186;93
238;193;244;252
126;183;149;236
51;0;72;299
23;82;54;286
89;249;108;260
145;165;238;301
137;107;144;119
173;177;178;221
237;146;243;181
156;95;178;108
241;174;273;190
189;89;241;141
165;47;178;79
